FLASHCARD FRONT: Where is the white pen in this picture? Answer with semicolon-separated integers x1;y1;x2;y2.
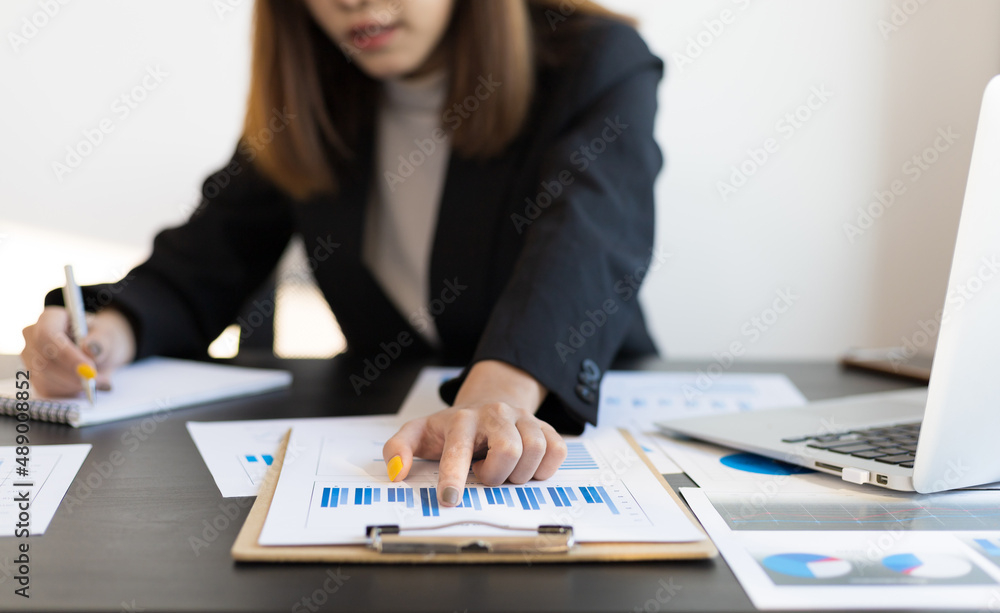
62;265;96;405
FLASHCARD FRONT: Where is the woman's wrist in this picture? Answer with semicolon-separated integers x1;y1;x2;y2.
453;360;547;412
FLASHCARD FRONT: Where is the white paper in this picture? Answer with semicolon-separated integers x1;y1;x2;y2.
187;416;403;497
0;444;91;536
596;371;807;476
186;367;456;498
0;357;291;427
597;371;807;432
683;487;1000;610
258;422;703;546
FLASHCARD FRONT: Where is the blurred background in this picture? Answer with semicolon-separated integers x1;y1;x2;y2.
1;0;999;361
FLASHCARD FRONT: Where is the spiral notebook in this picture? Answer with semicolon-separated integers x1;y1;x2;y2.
0;357;292;427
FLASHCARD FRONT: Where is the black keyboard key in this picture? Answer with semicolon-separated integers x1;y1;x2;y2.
827;443;878;454
900;462;914;468
875;447;907;455
814;434;852;443
851;450;889;459
807;440;864;450
875;453;916;464
899;445;918;452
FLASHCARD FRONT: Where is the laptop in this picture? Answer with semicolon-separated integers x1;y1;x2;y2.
658;75;1000;494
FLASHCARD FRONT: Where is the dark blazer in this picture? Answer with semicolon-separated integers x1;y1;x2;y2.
47;11;664;432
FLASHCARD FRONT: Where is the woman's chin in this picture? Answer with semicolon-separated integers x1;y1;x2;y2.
354;56;431;81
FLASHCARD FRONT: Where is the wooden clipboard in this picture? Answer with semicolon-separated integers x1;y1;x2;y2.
232;429;717;563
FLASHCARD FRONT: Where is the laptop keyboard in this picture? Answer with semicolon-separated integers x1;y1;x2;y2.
781;422;921;468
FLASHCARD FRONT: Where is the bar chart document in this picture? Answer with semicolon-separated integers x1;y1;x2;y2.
0;444;90;536
258;423;704;546
187;416;401;497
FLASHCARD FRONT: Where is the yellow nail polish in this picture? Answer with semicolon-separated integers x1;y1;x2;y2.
387;456;403;482
76;363;97;380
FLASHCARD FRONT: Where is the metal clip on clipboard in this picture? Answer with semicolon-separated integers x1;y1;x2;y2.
366;522;575;555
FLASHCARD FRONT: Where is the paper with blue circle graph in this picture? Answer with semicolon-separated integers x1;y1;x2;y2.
762;553;853;578
882;553;973;578
719;452;814;475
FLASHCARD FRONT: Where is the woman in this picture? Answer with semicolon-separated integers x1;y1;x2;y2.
22;0;663;506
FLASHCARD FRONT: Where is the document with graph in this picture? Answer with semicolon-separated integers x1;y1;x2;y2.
257;421;704;546
187;416;396;497
683;487;1000;610
0;444;90;536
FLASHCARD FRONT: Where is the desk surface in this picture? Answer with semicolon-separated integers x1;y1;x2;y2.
0;354;921;613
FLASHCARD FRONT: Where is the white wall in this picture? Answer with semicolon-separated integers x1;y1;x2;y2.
610;0;1000;359
2;0;999;359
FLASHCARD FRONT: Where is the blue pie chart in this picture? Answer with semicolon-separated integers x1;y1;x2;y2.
883;553;972;578
720;453;813;475
762;553;852;578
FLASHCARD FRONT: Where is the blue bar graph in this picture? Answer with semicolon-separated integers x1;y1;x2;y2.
317;484;622;516
560;442;599;470
244;454;274;465
515;487;530;510
459;488;482;510
419;487;441;517
320;487;343;508
522;487;540;510
596;486;619;515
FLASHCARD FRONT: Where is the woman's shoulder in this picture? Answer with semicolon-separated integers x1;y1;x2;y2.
530;3;662;80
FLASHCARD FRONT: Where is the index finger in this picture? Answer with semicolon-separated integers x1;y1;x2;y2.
436;410;478;507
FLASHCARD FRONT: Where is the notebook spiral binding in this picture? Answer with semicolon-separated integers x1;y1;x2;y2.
0;397;76;424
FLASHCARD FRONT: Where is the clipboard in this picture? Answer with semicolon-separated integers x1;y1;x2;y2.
232;429;717;563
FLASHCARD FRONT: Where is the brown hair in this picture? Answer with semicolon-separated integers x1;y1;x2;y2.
243;0;631;200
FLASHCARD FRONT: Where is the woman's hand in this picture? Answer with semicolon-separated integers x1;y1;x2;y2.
21;306;136;398
383;360;568;507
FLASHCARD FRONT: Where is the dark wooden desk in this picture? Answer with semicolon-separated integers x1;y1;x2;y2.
0;354;921;613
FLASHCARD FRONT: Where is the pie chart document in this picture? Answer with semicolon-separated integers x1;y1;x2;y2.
683;487;1000;610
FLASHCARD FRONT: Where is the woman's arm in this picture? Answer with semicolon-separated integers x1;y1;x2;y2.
27;147;294;396
41;148;295;361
